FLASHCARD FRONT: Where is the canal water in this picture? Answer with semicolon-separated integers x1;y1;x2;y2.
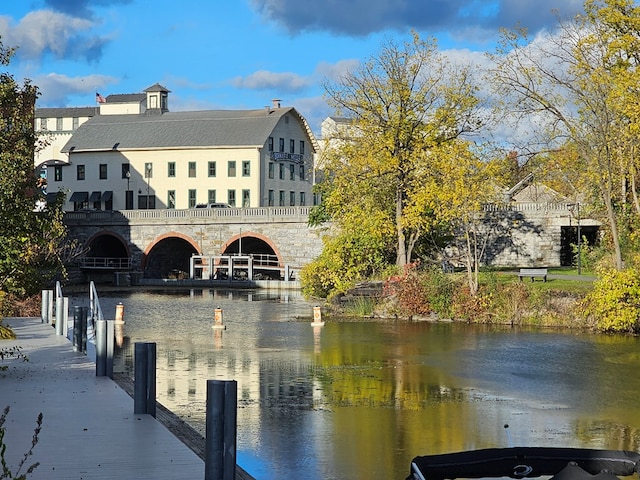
73;288;640;480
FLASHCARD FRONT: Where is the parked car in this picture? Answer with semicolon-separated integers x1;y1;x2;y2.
194;203;232;208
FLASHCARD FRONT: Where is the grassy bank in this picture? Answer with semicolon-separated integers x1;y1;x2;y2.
336;267;597;329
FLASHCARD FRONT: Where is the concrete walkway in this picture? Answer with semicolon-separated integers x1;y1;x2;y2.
0;316;205;480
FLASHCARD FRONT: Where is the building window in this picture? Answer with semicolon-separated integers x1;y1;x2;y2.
228;161;236;177
56;117;63;131
122;163;130;179
208;190;216;203
208;161;216;177
40;118;48;130
188;189;196;208
279;163;285;180
168;162;176;177
300;140;305;155
99;164;107;180
125;190;133;210
290;139;295;154
299;165;305;180
242;189;250;208
72;117;79;130
144;163;153;178
77;165;85;181
289;164;295;181
54;166;62;182
268;190;274;206
268;137;274;152
279;190;285;206
188;161;196;178
290;191;295;206
300;191;306;206
137;193;156;209
138;195;155;209
228;189;236;207
279;138;284;152
168;190;176;209
242;161;250;177
268;162;274;179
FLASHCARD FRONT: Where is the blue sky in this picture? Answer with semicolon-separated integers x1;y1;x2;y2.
1;0;584;133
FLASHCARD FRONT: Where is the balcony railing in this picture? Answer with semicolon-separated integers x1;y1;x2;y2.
78;257;131;270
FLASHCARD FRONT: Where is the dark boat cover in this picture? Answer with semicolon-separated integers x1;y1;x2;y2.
408;447;640;480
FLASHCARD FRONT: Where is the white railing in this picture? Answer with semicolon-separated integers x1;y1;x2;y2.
78;257;131;269
483;202;576;212
63;206;312;223
89;281;104;339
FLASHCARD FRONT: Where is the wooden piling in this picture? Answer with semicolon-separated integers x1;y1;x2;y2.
213;306;226;330
311;305;325;326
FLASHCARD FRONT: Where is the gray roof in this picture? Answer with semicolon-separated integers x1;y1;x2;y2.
62;107;316;152
36;106;98;118
105;93;146;103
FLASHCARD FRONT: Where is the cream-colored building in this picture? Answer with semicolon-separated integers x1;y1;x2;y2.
39;84;318;211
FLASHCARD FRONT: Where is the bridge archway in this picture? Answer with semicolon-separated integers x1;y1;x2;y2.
86;231;130;258
221;232;283;279
143;232;200;279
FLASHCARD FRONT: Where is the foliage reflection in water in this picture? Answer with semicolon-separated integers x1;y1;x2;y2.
72;288;640;480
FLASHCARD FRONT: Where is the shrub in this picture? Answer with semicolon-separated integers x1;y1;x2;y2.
581;268;640;333
0;406;42;479
382;263;431;318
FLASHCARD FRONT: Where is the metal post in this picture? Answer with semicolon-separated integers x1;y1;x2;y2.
205;380;237;480
134;343;148;414
106;319;114;378
81;306;88;354
96;319;106;376
41;290;49;323
146;343;156;417
73;306;82;351
47;290;54;325
55;295;64;336
63;297;69;339
134;342;156;417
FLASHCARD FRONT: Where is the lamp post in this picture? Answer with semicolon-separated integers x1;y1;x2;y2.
125;170;131;209
576;202;581;275
145;163;152;209
568;203;581;275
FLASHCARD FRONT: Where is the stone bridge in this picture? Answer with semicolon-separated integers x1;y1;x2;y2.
63;206;326;282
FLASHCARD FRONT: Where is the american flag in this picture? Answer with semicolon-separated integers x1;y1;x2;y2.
96;92;106;103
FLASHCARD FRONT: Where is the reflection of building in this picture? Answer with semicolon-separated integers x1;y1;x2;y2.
37;84;318;211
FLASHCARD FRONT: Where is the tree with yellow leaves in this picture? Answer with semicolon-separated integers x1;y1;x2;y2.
319;32;484;270
488;0;640;270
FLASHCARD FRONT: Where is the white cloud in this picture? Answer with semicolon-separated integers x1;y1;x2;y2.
232;70;311;92
35;72;118;105
0;10;107;62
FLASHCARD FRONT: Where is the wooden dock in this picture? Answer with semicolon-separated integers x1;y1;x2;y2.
0;317;253;480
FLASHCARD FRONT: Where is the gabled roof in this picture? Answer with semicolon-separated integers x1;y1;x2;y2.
144;83;170;93
105;93;146;103
62;107;317;152
512;183;568;203
35;106;98;118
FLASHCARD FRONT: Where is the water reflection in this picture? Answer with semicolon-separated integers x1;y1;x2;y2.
72;289;640;480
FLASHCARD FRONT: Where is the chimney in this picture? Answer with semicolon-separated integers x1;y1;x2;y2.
272;99;281;109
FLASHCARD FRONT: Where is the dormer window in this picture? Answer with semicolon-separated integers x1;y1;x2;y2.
149;95;158;109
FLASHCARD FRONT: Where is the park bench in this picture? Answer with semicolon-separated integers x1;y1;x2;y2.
518;268;548;282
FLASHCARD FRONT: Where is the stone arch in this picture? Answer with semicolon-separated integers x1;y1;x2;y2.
220;231;284;280
142;231;201;278
85;230;132;258
221;231;283;265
